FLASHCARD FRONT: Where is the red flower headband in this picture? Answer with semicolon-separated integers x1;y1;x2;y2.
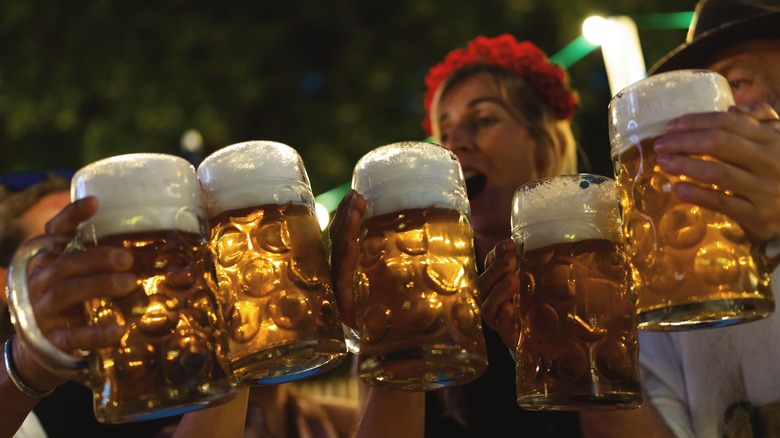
422;33;579;136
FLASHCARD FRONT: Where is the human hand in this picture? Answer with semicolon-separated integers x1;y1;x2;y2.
655;103;780;245
327;189;366;329
10;196;137;393
480;239;520;351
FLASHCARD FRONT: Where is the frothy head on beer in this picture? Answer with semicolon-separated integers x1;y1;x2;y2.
352;141;469;218
72;153;205;239
608;70;735;157
511;174;621;251
197;140;314;217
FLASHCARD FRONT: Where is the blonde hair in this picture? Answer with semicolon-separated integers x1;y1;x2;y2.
430;65;578;177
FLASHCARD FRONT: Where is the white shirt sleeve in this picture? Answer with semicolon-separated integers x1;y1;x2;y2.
638;330;695;438
13;412;47;438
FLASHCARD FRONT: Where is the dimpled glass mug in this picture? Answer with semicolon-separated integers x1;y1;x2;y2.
8;153;236;423
511;174;642;410
609;70;775;330
350;141;488;391
197;140;347;384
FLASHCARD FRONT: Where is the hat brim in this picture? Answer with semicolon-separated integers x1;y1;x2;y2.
649;11;780;75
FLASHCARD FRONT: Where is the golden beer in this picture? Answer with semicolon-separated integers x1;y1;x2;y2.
609;70;774;330
354;207;487;391
85;230;235;422
209;202;346;383
8;153;238;424
515;239;641;410
615;138;773;329
512;174;641;410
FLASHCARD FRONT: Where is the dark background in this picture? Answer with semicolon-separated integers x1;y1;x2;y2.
0;0;691;199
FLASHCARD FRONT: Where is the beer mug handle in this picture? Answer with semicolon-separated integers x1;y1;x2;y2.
8;235;90;377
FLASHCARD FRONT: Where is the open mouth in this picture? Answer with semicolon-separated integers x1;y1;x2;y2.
464;173;487;199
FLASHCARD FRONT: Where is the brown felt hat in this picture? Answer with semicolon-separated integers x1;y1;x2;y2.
649;0;780;75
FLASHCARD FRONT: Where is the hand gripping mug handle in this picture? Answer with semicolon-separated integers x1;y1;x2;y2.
8;234;90;377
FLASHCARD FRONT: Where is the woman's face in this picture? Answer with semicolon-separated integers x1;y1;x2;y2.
435;72;545;242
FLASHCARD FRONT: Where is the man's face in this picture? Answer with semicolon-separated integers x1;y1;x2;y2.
708;40;780;110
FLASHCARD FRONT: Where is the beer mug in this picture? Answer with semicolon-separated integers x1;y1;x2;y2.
197;140;347;385
8;153;236;423
609;70;774;330
511;173;641;410
351;141;488;391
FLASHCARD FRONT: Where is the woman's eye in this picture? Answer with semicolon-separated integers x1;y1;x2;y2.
475;116;497;128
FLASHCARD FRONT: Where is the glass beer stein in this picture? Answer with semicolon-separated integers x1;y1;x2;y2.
197;140;347;385
609;70;774;330
8;153;236;423
511;174;642;410
350;141;488;391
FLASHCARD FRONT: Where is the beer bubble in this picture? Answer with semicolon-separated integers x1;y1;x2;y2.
395;227;429;256
138;294;180;337
164;265;197;291
525;303;559;341
251;218;291;254
649;253;685;295
660;204;707;248
288;258;323;290
451;296;480;333
593;248;628;280
320;297;340;327
359;235;387;267
694;244;741;286
549;341;588;383
594;338;632;383
406;294;444;335
516;269;536;310
425;257;466;295
384;260;415;290
190;289;219;328
715;215;748;244
166;330;212;382
361;303;390;344
625;216;656;265
538;262;575;300
229;300;261;343
521;245;553;270
634;171;672;214
215;228;247;267
239;257;279;297
114;343;157;396
90;300;125;327
268;291;310;330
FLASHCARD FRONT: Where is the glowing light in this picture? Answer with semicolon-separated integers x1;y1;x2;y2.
315;202;330;230
582;16;608;45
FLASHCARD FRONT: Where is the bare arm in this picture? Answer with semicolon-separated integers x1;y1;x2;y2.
172;387;249;438
579;398;677;438
353;387;424;438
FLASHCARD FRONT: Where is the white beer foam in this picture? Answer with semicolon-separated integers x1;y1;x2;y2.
511;175;621;251
197;140;315;217
353;141;469;217
609;70;735;156
72;153;204;238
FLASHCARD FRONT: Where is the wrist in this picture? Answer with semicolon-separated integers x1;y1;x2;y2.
5;335;62;398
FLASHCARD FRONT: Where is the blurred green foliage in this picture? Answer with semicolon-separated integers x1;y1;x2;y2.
0;0;690;195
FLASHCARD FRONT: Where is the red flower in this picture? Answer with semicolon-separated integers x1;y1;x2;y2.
422;34;579;136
